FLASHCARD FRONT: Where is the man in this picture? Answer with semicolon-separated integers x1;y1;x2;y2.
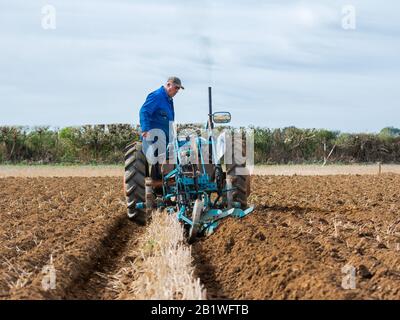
139;76;184;169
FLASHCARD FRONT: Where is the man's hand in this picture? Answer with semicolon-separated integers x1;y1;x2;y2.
141;131;148;139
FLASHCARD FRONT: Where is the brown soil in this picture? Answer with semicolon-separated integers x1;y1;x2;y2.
0;177;143;300
193;174;400;299
2;174;400;300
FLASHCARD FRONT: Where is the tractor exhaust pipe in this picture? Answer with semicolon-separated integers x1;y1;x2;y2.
208;87;214;129
208;87;214;164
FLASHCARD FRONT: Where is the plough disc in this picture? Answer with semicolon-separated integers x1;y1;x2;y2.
189;199;203;243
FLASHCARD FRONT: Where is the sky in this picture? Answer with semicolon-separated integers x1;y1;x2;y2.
0;0;399;132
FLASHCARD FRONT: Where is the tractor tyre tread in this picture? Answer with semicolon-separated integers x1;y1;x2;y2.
226;136;251;209
124;142;148;225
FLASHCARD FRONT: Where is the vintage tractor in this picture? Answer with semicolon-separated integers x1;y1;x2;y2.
124;87;253;242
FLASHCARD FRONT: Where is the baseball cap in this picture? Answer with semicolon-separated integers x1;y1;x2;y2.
168;76;184;90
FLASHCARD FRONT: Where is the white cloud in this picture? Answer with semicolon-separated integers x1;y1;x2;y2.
0;0;399;132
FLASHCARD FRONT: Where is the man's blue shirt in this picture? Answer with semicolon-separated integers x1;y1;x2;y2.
139;86;175;141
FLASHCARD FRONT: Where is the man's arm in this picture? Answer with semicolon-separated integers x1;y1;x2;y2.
139;92;157;137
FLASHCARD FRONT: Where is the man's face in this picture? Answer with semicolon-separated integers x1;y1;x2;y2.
165;81;181;98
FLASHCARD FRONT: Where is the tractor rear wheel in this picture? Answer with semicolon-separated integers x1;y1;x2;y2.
226;137;250;209
124;142;148;225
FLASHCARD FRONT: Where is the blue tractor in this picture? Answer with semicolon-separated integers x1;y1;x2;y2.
124;87;253;242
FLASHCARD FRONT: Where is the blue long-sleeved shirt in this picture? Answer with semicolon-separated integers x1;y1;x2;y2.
139;86;175;141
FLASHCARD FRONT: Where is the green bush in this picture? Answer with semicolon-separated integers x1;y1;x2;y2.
0;125;399;164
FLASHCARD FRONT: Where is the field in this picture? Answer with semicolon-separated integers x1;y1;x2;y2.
2;164;400;177
1;166;400;299
194;174;400;299
0;165;123;178
0;177;143;299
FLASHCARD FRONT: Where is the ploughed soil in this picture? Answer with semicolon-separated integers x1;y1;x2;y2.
0;177;144;300
2;174;400;300
193;174;400;299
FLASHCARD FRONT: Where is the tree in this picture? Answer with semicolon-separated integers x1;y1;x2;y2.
379;127;400;138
